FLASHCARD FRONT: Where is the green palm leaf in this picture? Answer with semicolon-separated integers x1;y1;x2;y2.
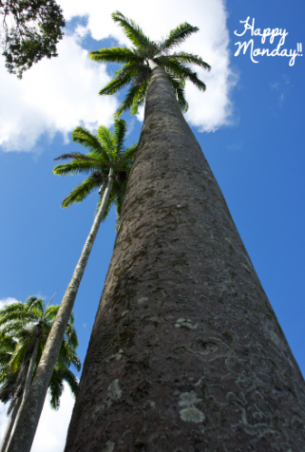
161;23;199;50
159;52;211;71
162;59;207;91
99;72;132;96
112;11;150;47
167;75;189;112
61;177;97;208
53;160;101;176
96;126;114;153
90;47;141;64
113;119;127;152
72;128;106;156
116;83;144;117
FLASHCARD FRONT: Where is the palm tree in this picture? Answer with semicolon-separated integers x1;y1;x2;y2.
10;13;305;452
6;120;137;452
0;297;80;452
53;119;137;229
90;11;210;117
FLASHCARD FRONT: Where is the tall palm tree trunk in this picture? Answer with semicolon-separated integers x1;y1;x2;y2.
0;397;21;452
65;66;305;451
7;171;114;452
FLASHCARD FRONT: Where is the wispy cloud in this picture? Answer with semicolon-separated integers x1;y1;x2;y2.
228;142;242;151
270;74;290;107
0;298;18;310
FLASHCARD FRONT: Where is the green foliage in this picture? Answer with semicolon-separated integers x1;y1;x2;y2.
53;119;138;227
161;23;199;50
0;297;80;411
112;11;150;48
1;0;65;78
91;11;211;116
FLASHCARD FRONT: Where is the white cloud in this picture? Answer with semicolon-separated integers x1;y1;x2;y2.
0;384;75;452
0;34;118;152
0;0;236;148
0;298;18;310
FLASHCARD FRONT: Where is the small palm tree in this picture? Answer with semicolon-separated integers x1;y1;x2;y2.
4;119;137;452
53;118;137;228
0;297;80;452
90;11;210;116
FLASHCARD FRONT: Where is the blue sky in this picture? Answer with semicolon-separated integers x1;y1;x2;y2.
0;0;304;449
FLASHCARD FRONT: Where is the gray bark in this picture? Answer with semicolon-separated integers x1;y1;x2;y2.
7;170;114;452
0;397;21;452
64;66;305;451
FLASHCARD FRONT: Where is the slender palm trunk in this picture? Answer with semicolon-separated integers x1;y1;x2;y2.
64;66;305;451
7;170;114;452
5;339;39;452
0;397;21;452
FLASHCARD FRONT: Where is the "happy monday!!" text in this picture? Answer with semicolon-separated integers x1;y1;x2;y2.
234;17;301;66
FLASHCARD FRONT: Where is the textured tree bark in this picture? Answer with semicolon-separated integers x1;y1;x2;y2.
0;397;21;452
65;66;305;452
7;171;114;452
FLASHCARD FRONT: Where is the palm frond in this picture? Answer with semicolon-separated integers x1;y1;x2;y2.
90;47;141;64
99;72;132;96
53;153;100;163
0;302;24;316
44;305;60;322
53;160;101;177
49;367;79;410
114;190;126;228
116;83;144;117
157;52;211;71
72;127;107;157
0;312;39;328
61;177;98;208
167;74;188;112
113;119;127;153
69;354;81;372
62;323;78;352
96;126;114;153
49;370;64;410
162;59;207;91
25;297;44;316
161;23;199;50
130;79;149;115
112;11;150;47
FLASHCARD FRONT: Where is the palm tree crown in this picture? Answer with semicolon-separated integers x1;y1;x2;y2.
53;118;137;227
90;11;211;116
0;296;80;412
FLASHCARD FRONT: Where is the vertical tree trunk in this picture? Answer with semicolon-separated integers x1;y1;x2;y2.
0;397;21;452
65;66;305;451
7;171;114;452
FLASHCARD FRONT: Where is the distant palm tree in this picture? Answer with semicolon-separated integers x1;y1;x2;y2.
53;118;137;228
0;297;80;452
90;11;210;116
5;119;137;452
